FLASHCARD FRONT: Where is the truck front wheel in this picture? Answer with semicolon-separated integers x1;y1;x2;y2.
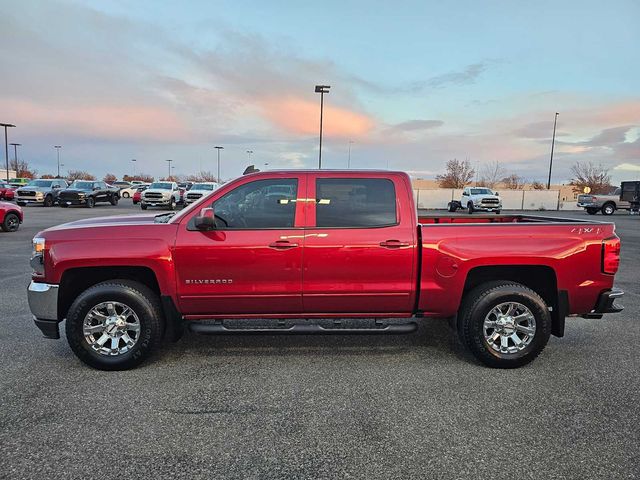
458;281;551;368
467;202;474;214
65;280;164;370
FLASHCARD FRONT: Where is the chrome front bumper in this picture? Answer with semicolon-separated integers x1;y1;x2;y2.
28;282;61;339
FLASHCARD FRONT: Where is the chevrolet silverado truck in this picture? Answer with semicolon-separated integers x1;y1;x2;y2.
27;170;623;370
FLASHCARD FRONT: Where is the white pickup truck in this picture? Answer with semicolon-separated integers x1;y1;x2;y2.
449;187;502;214
140;181;181;210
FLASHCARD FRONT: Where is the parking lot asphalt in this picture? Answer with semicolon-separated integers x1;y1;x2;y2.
1;202;638;479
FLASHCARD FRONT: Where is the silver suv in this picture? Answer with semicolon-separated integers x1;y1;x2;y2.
16;179;68;207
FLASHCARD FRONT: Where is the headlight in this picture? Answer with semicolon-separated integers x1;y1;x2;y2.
31;237;45;275
32;237;45;256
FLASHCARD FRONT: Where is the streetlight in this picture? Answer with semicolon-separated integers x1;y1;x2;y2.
547;112;559;189
131;158;137;177
10;143;21;170
246;150;253;162
214;146;224;183
1;123;16;182
314;85;330;169
165;159;173;179
54;145;62;178
348;140;354;168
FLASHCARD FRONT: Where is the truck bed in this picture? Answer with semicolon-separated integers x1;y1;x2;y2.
417;214;606;224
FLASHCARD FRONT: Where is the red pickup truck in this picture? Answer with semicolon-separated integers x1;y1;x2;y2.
27;171;623;370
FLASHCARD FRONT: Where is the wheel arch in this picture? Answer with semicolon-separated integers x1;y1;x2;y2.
461;265;565;337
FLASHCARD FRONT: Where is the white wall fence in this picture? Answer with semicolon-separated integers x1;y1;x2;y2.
413;189;582;211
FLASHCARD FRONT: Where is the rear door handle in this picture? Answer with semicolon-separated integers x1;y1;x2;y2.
269;240;299;250
379;240;411;248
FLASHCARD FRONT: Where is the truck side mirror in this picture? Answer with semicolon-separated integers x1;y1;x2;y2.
194;207;216;231
495;192;500;196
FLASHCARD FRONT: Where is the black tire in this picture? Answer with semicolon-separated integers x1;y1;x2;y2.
169;198;176;210
110;195;118;206
586;208;598;215
448;202;458;213
86;196;95;208
467;202;474;214
1;212;20;232
17;201;26;207
133;200;138;205
59;202;69;208
43;195;54;207
141;203;148;210
122;191;130;198
65;280;164;370
457;281;551;368
495;210;501;214
601;203;615;216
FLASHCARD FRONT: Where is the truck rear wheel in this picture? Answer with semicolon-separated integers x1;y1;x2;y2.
458;281;551;368
601;203;615;215
65;280;164;370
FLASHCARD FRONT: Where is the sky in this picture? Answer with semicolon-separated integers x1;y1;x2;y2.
1;0;639;184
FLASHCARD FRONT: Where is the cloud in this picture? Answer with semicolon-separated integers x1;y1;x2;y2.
513;121;569;139
388;120;444;132
613;162;640;172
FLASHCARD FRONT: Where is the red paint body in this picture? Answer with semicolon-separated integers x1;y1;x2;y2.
0;201;23;226
34;171;619;321
0;183;16;200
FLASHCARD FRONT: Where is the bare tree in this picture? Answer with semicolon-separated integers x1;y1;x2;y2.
103;173;117;183
570;161;612;194
479;160;506;189
436;159;475;189
67;170;96;181
531;180;546;190
40;173;56;179
185;171;218;182
123;173;154;183
9;158;37;179
502;174;525;190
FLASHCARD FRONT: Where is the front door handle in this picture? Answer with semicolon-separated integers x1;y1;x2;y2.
379;240;411;249
269;240;299;250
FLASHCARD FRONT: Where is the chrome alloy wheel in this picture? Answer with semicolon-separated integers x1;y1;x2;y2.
483;302;536;354
83;302;141;356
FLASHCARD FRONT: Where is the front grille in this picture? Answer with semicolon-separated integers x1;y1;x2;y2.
59;192;83;200
186;193;203;200
481;197;500;204
145;192;164;200
18;190;36;197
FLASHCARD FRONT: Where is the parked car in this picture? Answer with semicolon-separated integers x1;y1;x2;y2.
140;181;180;210
577;187;631;215
0;201;22;232
16;179;68;207
184;182;220;205
8;177;30;187
117;186;138;199
112;181;132;189
0;181;16;200
27;170;623;370
58;180;120;208
449;187;502;214
132;186;148;205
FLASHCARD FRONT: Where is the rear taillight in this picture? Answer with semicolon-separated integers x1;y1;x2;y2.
602;237;620;274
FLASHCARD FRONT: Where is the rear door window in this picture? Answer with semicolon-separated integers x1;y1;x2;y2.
315;178;397;228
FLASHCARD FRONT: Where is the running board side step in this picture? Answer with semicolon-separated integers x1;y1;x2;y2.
189;321;418;335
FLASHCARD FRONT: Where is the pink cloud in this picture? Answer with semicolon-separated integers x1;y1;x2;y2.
259;97;375;138
3;99;191;142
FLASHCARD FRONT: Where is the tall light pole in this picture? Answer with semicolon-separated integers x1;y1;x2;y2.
165;159;173;179
131;158;137;177
246;150;253;162
214;146;224;183
10;143;21;170
315;85;330;169
347;140;354;168
54;145;62;178
1;123;16;182
547;112;559;189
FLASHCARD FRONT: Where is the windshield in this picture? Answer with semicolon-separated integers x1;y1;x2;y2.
70;181;94;189
470;188;493;195
192;183;215;190
26;180;54;187
149;182;172;189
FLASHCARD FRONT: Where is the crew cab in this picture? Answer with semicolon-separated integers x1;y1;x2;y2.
58;180;120;208
1;201;23;232
140;181;181;210
16;179;68;207
577;187;631;215
27;170;623;370
449;187;502;214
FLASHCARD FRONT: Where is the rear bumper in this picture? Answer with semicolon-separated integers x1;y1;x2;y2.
577;202;599;208
582;289;624;319
27;281;61;339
